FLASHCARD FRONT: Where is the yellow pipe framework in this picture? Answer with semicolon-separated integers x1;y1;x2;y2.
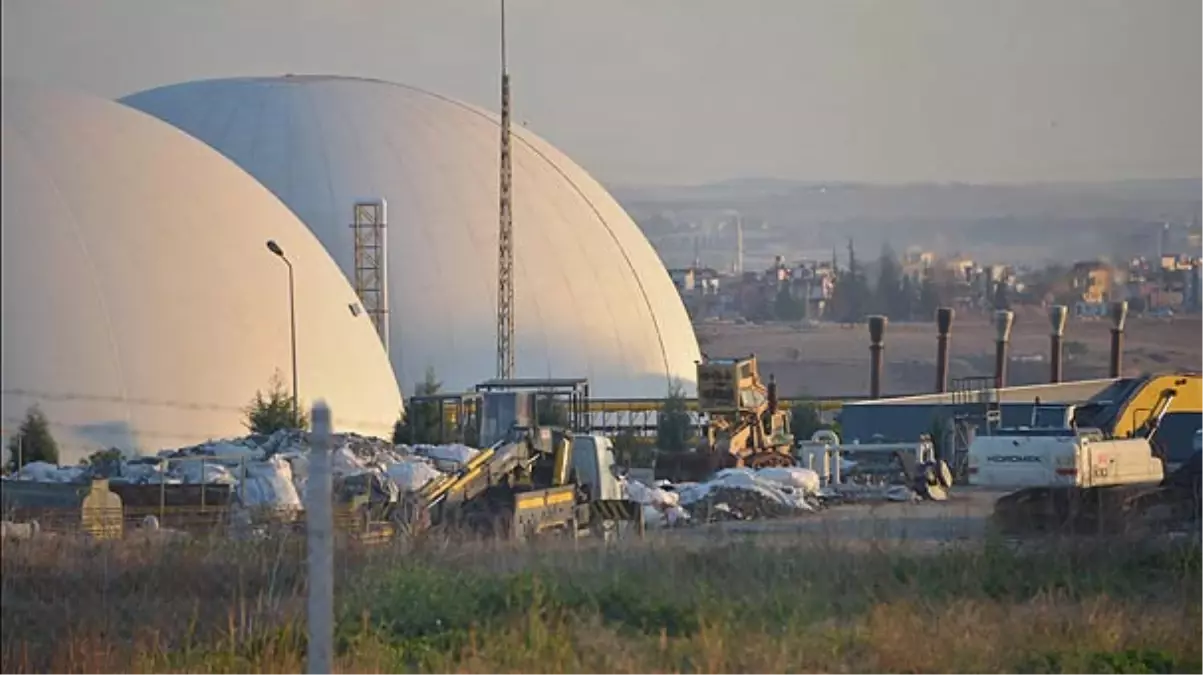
583;398;848;413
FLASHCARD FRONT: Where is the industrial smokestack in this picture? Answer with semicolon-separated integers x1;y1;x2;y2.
1048;305;1068;383
1109;300;1128;378
935;307;954;393
993;309;1014;389
868;315;887;399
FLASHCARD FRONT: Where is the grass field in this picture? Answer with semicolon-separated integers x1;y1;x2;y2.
2;529;1199;673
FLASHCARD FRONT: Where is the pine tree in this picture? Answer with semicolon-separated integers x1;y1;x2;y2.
6;405;59;471
841;238;869;323
243;370;309;435
875;243;903;318
394;367;444;445
656;379;693;452
919;275;940;318
789;400;824;441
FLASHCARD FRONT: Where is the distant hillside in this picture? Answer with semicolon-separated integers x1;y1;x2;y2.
610;178;1201;221
609;178;1202;268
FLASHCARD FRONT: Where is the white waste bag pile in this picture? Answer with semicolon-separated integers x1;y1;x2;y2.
1;429;477;512
623;478;691;528
6;461;88;484
407;444;481;471
157;430;465;508
171;461;237;486
239;455;303;511
385;460;445;493
623;466;824;527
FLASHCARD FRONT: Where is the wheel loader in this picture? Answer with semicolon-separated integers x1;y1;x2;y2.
968;372;1202;534
653;355;795;483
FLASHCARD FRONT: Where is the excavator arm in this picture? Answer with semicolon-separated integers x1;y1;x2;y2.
1130;389;1177;441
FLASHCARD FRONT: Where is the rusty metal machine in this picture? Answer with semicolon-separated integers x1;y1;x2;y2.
655;355;795;482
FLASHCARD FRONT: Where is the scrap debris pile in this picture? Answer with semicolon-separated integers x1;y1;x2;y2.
2;429;479;511
624;466;823;528
5;430;829;531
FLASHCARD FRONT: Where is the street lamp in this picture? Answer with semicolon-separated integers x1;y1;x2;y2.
266;239;299;426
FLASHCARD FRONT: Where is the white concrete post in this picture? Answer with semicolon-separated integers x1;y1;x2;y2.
307;402;334;675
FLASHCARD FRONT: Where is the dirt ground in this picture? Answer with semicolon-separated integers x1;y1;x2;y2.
675;488;1007;547
695;310;1201;398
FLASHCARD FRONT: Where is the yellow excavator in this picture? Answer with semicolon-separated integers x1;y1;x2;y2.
654;355;795;483
970;372;1202;534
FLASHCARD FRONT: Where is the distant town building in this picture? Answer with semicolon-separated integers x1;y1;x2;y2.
1070;261;1115;305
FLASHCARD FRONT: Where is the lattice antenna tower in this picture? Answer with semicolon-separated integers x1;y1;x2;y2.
495;0;515;379
351;199;389;354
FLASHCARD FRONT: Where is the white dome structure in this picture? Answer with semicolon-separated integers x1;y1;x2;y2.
1;80;403;462
122;75;700;398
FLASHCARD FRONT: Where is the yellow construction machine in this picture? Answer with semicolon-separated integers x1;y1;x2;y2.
970;372;1202;534
654;355;795;483
347;379;644;542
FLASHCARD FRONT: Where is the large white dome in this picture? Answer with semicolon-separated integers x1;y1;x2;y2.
122;75;700;398
1;80;403;462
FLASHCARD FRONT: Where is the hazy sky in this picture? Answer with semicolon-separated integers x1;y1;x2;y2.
3;0;1199;186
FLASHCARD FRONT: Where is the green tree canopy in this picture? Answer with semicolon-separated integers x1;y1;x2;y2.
394;366;444;445
656;379;693;452
789;401;824;441
6;405;59;471
243;370;309;435
874;243;904;319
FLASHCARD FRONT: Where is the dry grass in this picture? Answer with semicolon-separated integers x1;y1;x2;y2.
2;531;1200;673
697;314;1202;396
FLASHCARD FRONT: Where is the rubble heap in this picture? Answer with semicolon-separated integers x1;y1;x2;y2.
624;467;823;528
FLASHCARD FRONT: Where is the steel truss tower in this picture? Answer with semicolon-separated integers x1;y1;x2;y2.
495;0;515;379
352;199;389;354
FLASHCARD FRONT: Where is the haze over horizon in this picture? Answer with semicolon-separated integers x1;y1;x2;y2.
3;0;1199;187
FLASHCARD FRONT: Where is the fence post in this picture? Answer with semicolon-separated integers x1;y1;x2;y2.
307;401;334;675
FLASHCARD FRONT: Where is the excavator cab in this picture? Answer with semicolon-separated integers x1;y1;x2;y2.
479;390;537;448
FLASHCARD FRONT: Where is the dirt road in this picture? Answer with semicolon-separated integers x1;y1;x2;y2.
666;488;1009;548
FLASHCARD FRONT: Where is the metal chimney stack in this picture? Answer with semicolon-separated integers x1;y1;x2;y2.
993;309;1014;389
1109;300;1128;378
1048;305;1068;383
935;307;954;393
868;315;887;399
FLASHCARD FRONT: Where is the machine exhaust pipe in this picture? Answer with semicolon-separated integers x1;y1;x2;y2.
994;309;1014;389
767;373;779;415
868;315;887;399
1109;300;1128;378
1048;304;1068;383
935;307;954;393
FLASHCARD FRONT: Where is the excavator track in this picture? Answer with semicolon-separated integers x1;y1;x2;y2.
992;483;1198;536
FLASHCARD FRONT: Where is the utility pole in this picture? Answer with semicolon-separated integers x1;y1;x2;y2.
266;240;299;425
495;0;515;380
